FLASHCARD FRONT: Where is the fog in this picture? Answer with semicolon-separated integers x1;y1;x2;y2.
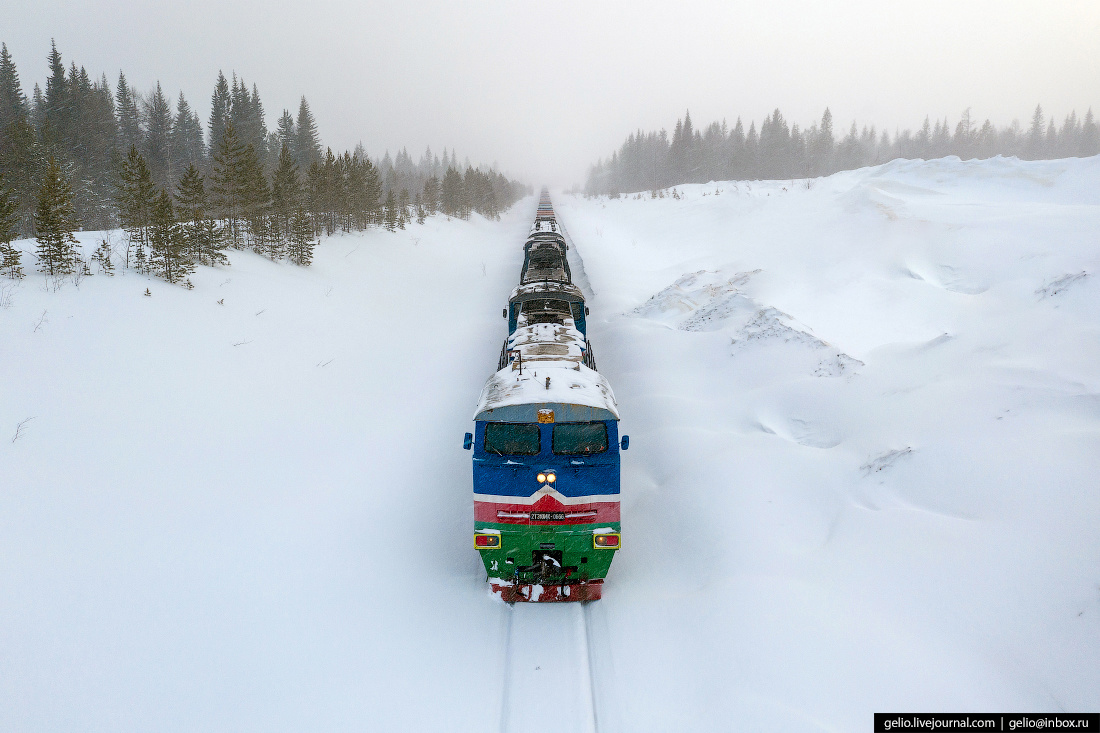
5;0;1098;185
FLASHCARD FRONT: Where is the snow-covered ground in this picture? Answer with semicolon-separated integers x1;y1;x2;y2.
3;155;1099;731
556;156;1100;729
1;214;529;731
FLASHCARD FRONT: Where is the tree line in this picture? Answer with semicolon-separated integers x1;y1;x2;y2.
585;106;1100;196
0;40;527;282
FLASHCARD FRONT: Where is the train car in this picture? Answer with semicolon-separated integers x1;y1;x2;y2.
465;194;627;603
520;235;571;285
504;281;589;339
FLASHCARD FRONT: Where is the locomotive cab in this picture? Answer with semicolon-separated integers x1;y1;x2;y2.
471;405;621;602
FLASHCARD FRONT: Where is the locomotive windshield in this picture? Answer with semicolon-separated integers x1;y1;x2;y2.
552;422;609;455
520;298;572;325
484;423;541;455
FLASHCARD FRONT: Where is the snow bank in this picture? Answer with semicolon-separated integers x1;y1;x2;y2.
555;155;1100;729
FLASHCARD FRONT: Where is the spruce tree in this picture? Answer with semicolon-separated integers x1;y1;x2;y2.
143;82;173;187
43;41;70;148
81;72;120;230
441;168;464;217
320;148;339;234
0;171;23;278
397;188;410;229
176;163;225;266
237;143;271;253
248;84;268;165
1026;105;1046;160
208;71;230;160
275;110;295;157
210;121;246;247
147;188;192;283
91;239;113;275
913;116;931;158
170;92;205;176
0;43;29;133
115;72;142;153
287;207;315;266
383;189;397;231
305;160;324;236
34;157;81;276
0;46;36;235
1045;119;1058;156
116;145;156;268
229;77;268;164
294;96;321;172
335;151;352;232
1082;109;1099;157
422;176;440;214
344;153;367;229
133;238;147;272
362;156;383;225
270;142;299;240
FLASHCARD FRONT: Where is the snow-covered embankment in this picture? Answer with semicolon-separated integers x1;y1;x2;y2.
555;155;1100;729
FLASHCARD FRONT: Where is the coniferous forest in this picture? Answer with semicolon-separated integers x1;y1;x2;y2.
0;41;528;283
585;106;1100;196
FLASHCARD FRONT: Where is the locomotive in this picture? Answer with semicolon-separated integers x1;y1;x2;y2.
464;190;627;602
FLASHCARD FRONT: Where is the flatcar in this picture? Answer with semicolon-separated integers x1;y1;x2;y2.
465;192;627;602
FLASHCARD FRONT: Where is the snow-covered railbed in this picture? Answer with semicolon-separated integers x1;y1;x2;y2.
499;603;596;733
555;155;1100;729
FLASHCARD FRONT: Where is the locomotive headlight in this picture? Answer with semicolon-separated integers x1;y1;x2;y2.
537;473;546;483
546;473;556;483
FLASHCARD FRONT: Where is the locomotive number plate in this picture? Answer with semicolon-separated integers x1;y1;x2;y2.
530;512;566;521
537;409;555;423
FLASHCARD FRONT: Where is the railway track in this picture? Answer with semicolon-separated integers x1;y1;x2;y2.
499;603;597;733
498;602;620;733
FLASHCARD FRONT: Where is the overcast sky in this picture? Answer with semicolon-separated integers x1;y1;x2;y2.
5;0;1098;186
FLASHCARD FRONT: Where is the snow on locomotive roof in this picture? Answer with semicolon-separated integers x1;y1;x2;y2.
474;363;619;423
474;321;619;422
530;219;559;234
526;230;565;244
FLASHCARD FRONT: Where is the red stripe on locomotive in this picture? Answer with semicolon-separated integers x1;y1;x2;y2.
474;495;620;525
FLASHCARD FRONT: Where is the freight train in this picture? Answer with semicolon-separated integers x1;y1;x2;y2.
464;189;627;602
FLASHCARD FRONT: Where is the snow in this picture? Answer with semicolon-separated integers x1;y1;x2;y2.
3;154;1099;731
509;280;584;301
501;604;596;733
554;155;1100;728
1;213;528;731
474;319;619;421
